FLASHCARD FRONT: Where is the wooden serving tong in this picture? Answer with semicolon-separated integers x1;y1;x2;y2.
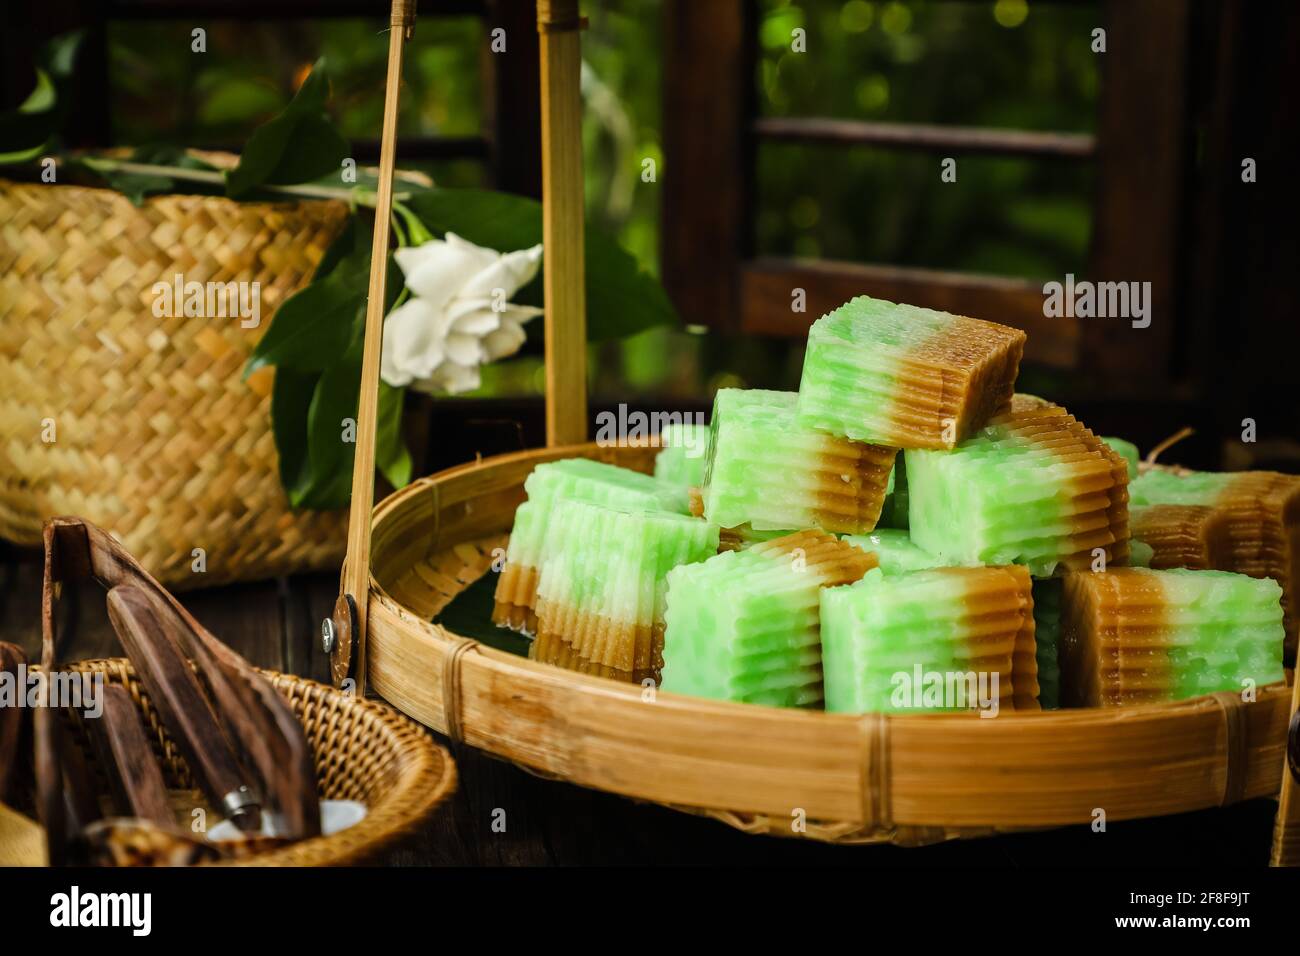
37;517;320;863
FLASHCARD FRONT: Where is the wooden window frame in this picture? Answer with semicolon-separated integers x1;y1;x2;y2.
662;0;1191;385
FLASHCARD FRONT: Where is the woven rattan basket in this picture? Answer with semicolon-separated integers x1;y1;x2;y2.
0;173;350;587
50;658;455;866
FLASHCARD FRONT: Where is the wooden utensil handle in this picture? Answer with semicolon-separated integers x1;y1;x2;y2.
106;585;260;831
0;642;27;802
182;626;320;839
83;684;174;827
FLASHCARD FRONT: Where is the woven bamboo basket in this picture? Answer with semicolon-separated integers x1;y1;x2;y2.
359;443;1292;846
0;170;350;588
322;0;1300;859
43;658;455;866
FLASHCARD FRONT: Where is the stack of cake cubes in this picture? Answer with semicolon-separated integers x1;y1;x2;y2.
492;293;1288;714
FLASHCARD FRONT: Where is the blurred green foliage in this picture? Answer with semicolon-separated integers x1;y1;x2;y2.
755;0;1099;278
108;16;487;186
104;0;1099;402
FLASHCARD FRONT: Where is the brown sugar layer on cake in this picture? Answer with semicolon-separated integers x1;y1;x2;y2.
1059;567;1285;708
796;296;1026;450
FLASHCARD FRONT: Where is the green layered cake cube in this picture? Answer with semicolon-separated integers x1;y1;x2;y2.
661;530;876;707
1060;567;1285;706
534;499;719;672
905;395;1130;576
796;296;1025;449
702;388;896;534
494;457;691;632
820;565;1033;714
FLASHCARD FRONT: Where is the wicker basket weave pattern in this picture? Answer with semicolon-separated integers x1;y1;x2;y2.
65;658;455;866
0;180;349;586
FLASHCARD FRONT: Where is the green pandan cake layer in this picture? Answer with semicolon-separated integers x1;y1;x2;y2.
506;458;690;573
1060;567;1284;706
702;388;896;534
534;499;719;672
524;457;690;511
1102;436;1141;481
1031;578;1062;709
842;529;954;575
653;423;711;490
1155;569;1284;700
905;396;1129;577
661;531;875;707
820;566;1026;714
662;549;824;707
1128;469;1237;508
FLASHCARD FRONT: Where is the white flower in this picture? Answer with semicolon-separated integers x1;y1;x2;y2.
381;232;544;394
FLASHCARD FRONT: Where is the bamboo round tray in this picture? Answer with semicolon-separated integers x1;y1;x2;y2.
364;443;1291;846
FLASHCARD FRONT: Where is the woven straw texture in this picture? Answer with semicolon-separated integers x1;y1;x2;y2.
0;178;350;587
63;658;455;866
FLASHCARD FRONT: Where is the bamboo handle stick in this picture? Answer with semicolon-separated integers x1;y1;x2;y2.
1270;675;1300;865
538;0;589;446
336;0;415;693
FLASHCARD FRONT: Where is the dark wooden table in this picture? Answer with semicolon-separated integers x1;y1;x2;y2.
0;544;1279;866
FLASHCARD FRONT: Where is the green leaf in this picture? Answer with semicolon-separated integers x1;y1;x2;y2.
0;69;58;157
312;214;363;280
403;189;678;341
129;143;220;172
293;359;362;510
245;262;366;377
271;367;318;496
376;382;413;489
0;31;83;161
76;155;172;205
43;31;85;79
433;572;531;656
226;58;349;198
